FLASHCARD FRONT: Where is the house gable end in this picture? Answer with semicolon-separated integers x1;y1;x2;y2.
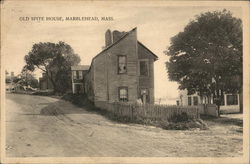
138;41;158;61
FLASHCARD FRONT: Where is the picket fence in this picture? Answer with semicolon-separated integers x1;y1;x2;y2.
104;102;200;121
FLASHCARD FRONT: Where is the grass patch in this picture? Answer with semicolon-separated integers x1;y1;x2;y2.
201;114;242;127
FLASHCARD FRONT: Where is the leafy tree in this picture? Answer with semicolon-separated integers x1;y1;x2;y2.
13;67;39;88
21;67;39;88
24;41;81;93
165;9;242;114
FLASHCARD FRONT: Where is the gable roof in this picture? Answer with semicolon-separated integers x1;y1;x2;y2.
88;27;158;72
92;27;137;61
87;27;137;72
138;41;158;61
71;65;90;71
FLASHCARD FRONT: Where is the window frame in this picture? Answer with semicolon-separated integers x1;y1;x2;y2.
76;70;79;79
226;94;238;105
117;55;127;74
193;96;198;106
139;59;149;76
78;70;83;79
118;87;128;102
73;70;77;79
188;96;192;106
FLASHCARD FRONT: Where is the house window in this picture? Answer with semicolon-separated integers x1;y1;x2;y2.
193;96;198;105
79;71;83;79
73;70;83;80
76;70;80;79
188;97;192;106
118;56;127;74
227;95;238;105
139;61;149;76
119;87;128;102
73;71;77;79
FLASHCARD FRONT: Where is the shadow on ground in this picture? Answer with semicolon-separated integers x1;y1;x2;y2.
201;115;243;127
39;99;100;116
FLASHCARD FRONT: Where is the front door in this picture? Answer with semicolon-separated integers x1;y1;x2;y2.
140;88;149;104
75;84;81;94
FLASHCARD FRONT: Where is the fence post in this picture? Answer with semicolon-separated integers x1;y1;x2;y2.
132;105;134;120
197;107;200;119
107;102;199;122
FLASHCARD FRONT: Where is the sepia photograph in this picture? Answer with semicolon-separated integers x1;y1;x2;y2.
1;1;249;163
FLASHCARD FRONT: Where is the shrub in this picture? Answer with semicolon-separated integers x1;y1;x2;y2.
156;112;209;130
61;93;208;130
170;112;189;123
32;90;54;96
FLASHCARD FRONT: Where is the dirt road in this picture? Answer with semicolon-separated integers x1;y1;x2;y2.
6;94;242;157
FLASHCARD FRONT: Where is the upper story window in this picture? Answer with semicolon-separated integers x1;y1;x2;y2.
79;71;83;79
73;71;77;79
73;70;83;80
193;96;198;105
118;56;127;74
188;96;192;106
139;60;149;76
119;87;128;102
227;94;238;105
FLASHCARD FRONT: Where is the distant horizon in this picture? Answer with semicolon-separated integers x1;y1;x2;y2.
2;1;242;103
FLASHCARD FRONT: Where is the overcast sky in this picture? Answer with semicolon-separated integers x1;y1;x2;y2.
2;1;242;102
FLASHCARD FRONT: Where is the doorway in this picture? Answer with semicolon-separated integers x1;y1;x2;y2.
140;88;149;104
75;84;82;94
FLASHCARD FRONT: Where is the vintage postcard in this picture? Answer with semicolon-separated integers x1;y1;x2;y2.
1;0;249;163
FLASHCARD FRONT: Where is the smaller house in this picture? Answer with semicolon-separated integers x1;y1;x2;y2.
177;89;240;113
71;65;90;94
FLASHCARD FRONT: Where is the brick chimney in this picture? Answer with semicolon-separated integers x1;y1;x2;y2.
105;29;128;48
112;30;127;43
105;29;112;47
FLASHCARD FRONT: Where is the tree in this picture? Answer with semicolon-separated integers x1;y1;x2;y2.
165;9;242;114
13;67;39;88
21;67;39;88
24;41;81;93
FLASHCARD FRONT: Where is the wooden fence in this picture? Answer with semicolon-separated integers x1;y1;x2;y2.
105;102;200;121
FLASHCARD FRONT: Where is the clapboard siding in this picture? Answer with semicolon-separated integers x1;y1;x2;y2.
92;28;138;103
84;28;158;105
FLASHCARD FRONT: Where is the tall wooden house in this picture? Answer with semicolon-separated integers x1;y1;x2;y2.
82;27;158;108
